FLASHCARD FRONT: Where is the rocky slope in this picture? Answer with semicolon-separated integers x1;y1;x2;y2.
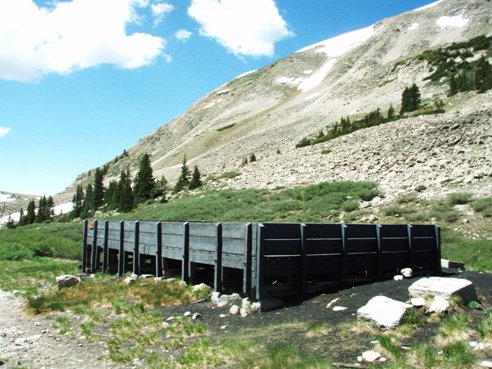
59;0;491;205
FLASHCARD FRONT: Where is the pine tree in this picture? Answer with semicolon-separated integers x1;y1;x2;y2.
134;153;155;204
36;196;46;223
189;165;202;190
45;196;54;221
105;180;119;210
18;208;25;226
118;169;134;212
93;168;105;210
400;84;421;114
72;184;85;218
155;176;168;203
387;104;395;120
173;156;191;193
474;57;492;93
249;153;257;162
26;200;36;225
82;183;94;218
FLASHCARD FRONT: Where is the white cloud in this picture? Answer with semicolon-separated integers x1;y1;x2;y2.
175;29;192;42
0;127;11;138
188;0;293;58
0;0;165;82
151;2;174;26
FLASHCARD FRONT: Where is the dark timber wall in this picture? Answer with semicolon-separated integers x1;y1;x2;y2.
83;220;441;299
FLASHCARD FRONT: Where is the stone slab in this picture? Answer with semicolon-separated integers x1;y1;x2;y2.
408;277;477;304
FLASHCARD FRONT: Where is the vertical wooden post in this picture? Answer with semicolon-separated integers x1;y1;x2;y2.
133;221;140;275
341;224;348;286
243;223;253;296
103;221;109;273
299;223;307;293
156;222;163;277
214;223;223;292
182;222;190;283
255;224;265;300
91;220;99;273
118;221;125;276
407;224;414;270
376;224;383;280
82;219;88;273
434;225;442;274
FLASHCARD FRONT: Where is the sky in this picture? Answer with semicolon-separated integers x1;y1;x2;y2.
0;0;441;196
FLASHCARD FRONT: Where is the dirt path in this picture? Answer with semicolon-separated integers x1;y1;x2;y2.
0;290;127;369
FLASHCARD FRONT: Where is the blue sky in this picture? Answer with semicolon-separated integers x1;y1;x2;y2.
0;0;439;196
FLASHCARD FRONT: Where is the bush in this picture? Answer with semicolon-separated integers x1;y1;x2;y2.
430;203;460;223
0;243;34;261
447;192;473;205
473;197;492;217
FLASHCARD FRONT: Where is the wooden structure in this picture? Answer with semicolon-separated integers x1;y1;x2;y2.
83;220;441;299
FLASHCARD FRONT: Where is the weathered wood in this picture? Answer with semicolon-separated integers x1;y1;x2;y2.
103;220;109;273
255;224;265;300
91;220;99;273
118;221;125;276
299;223;307;293
182;222;190;282
156;222;163;277
214;223;223;292
82;219;88;273
244;223;252;295
133;221;140;275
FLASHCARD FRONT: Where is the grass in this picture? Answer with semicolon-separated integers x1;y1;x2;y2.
473;197;492;217
441;231;492;272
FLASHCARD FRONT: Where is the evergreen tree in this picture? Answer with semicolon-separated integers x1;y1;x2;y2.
36;196;46;223
118;169;134;212
18;208;25;226
189;165;202;190
173;156;191;193
26;200;36;225
134;153;155;204
105;180;119;210
82;183;94;218
93;168;105;210
45;196;54;221
72;184;85;218
155;176;168;203
400;84;421;114
387;104;395;120
249;153;257;162
474;57;492;93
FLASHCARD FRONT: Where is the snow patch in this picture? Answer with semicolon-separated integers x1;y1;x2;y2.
436;15;469;29
409;23;419;31
294;25;376;92
53;202;73;215
413;0;445;12
304;92;321;102
0;193;15;202
303;70;313;75
276;76;302;86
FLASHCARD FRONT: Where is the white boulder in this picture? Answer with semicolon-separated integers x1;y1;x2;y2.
357;296;412;329
362;350;381;363
410;297;425;307
428;295;449;313
229;305;240;315
408;277;477;305
401;268;413;278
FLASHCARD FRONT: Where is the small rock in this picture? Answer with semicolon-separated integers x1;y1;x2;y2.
123;277;135;285
401;268;413;278
242;298;252;312
250;302;261;313
333;306;347;312
379;357;387;362
362;350;381;363
481;360;492;368
357;296;412;329
191;313;201;320
229;305;240;315
220;325;229;330
211;292;221;303
240;308;248;318
428;296;449;313
166;316;175;321
55;275;81;289
178;280;187;288
140;274;154;279
183;311;191;317
410;297;425;307
219;314;226;318
394;275;404;281
408;277;477;305
326;298;341;309
191;283;211;293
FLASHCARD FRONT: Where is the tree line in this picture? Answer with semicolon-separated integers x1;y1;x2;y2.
16;195;55;227
71;153;203;218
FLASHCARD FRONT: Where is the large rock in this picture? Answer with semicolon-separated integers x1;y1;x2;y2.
55;275;81;289
357;296;412;329
408;277;477;305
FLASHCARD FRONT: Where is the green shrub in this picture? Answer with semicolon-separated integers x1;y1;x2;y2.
442;341;476;367
473;197;492;217
447;192;474;205
430;203;460;223
0;243;34;261
341;199;360;212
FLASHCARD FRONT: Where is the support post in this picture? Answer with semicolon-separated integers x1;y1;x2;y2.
133;221;140;275
214;223;223;292
118;221;125;276
435;225;442;274
103;221;109;273
91;220;99;273
299;223;307;293
182;222;190;283
243;223;253;295
156;222;163;277
341;224;348;286
407;224;414;270
255;224;265;300
376;224;383;280
82;219;88;273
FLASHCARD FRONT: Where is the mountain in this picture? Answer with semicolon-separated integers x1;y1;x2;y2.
61;0;491;206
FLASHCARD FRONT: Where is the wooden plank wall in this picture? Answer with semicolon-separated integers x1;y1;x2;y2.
83;220;441;299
